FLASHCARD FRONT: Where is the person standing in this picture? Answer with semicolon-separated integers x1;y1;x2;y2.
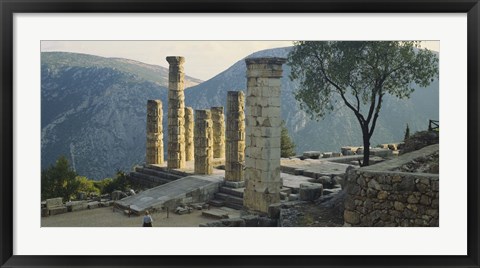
143;210;153;227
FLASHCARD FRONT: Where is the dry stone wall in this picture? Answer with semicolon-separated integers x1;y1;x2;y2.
344;145;439;227
146;100;163;165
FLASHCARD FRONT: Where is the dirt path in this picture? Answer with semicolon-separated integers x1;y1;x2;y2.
41;207;240;227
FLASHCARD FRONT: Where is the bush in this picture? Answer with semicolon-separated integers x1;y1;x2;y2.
281;121;296;158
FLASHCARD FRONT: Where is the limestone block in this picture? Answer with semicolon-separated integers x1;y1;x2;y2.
49;206;68;216
46;197;63;209
299;183;323;201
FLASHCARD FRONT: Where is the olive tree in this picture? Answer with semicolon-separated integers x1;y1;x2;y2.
288;41;438;166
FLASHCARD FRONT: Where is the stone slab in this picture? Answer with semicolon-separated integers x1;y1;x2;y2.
115;175;224;214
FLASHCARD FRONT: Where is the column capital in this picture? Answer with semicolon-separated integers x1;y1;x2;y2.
166;56;185;65
245;57;286;66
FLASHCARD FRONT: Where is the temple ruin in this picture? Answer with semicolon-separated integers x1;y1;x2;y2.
166;56;186;169
194;109;213;175
243;57;286;213
146;100;163;165
185;107;194;161
211;107;225;159
225;91;245;182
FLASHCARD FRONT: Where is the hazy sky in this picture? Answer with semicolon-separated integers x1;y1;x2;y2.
41;41;439;81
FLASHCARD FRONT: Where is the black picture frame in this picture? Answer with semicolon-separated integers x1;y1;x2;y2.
1;1;479;267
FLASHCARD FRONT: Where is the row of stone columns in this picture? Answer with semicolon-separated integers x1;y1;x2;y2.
146;55;285;213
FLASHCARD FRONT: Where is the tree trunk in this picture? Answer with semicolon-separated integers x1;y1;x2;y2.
362;128;370;166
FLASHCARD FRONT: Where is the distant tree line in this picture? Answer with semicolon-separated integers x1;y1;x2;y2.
41;156;133;201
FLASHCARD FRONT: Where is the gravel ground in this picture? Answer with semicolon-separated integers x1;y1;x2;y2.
41;207;240;227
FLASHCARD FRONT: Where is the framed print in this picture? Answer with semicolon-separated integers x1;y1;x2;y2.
1;0;479;267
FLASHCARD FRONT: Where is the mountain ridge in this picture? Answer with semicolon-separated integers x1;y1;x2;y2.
41;48;439;180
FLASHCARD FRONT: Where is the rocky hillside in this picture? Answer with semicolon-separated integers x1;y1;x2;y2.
185;47;439;155
41;48;439;180
41;52;202;180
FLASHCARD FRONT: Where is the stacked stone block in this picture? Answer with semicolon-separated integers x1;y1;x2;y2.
225;91;245;182
166;56;186;169
194;110;213;175
185;107;194;161
211;107;226;158
344;170;439;227
146;100;164;164
243;57;286;213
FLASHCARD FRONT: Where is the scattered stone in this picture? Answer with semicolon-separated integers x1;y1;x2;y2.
299;183;323;201
303;151;321;159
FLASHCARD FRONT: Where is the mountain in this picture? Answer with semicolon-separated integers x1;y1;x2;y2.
41;52;202;180
185;47;439;154
41;48;439;180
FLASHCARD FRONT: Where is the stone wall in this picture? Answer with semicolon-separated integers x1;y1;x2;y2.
344;144;439;227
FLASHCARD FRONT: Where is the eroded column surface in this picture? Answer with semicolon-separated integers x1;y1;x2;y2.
243;57;286;213
166;56;186;169
146;100;163;165
194;110;213;175
211;107;225;159
225;91;245;182
185;107;194;161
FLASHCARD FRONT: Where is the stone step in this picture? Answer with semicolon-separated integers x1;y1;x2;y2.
219;186;244;198
145;164;191;177
224;202;244;210
137;167;183;182
129;172;171;185
214;193;244;205
208;199;225;207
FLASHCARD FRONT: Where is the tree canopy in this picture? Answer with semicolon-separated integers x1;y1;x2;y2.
41;156;79;201
287;41;438;165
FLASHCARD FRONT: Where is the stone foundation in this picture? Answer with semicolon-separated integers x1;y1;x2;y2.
146;100;163;164
225;91;245;182
243;57;286;213
194;110;213;175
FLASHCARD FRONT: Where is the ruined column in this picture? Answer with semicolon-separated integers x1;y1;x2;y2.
225;91;245;182
211;107;225;158
194;110;213;175
146;100;163;165
166;56;186;169
243;57;286;213
185;107;194;161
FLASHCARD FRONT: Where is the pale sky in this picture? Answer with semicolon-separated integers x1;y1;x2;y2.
41;41;439;81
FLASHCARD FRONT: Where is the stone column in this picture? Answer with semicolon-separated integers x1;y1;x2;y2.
146;100;163;165
194;110;213;175
225;91;245;182
211;107;225;158
185;107;194;161
243;57;286;213
166;56;186;169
